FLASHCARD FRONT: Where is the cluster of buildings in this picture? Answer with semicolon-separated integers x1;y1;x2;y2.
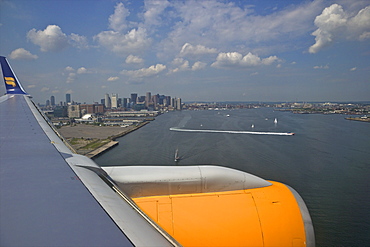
42;93;182;119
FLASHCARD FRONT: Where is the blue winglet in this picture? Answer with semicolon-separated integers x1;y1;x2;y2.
0;56;28;95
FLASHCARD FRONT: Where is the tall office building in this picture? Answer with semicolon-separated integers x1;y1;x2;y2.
145;92;151;107
104;93;111;108
111;94;118;108
50;96;55;106
130;93;137;106
176;98;182;110
66;94;71;104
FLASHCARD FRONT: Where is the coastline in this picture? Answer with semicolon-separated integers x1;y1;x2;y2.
57;121;149;158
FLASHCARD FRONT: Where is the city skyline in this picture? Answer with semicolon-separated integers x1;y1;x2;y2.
0;0;369;104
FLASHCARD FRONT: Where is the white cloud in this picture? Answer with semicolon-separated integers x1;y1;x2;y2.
109;2;130;32
313;65;329;69
169;58;206;73
66;72;76;83
211;52;279;68
95;27;151;55
41;87;50;92
309;4;370;53
121;64;166;78
192;61;207;71
350;67;357;71
27;25;69;52
180;43;217;57
160;0;321;57
65;66;74;72
27;25;90;52
144;0;170;26
69;33;89;49
126;55;144;64
9;48;38;60
107;76;119;81
77;67;89;74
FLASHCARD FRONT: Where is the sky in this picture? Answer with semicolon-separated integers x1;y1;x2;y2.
0;0;369;104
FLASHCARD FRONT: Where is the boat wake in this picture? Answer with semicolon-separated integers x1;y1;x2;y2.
170;127;294;136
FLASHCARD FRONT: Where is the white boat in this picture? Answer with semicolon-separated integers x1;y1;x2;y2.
175;148;180;162
274;118;278;124
251;124;254;128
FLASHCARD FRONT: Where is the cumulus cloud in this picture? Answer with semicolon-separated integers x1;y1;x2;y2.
109;2;130;32
309;4;370;53
69;33;89;49
27;25;69;52
107;76;119;81
77;67;89;74
64;66;90;83
9;48;38;60
169;58;207;73
180;43;217;57
95;27;151;55
211;52;279;68
192;61;207;71
27;25;90;52
159;0;321;57
65;66;74;72
144;0;170;26
126;55;144;64
121;64;166;78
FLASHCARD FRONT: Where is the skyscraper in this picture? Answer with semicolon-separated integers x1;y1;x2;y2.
111;94;118;108
145;92;151;107
130;93;137;106
66;94;71;104
104;93;111;108
176;98;182;110
50;96;55;106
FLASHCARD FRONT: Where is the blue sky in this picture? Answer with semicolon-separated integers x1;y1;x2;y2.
1;0;369;104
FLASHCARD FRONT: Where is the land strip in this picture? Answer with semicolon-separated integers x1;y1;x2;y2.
57;122;149;157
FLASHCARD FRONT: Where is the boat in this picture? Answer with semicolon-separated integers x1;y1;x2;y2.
175;148;180;162
251;124;254;128
274;118;278;124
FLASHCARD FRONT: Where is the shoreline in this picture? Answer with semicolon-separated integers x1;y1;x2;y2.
88;121;149;159
57;121;149;158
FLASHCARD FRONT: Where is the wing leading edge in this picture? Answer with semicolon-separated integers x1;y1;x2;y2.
0;56;178;246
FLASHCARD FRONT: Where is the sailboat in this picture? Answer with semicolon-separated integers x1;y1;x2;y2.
274;118;278;124
174;148;180;162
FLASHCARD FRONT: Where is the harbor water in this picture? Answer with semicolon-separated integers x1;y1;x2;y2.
94;108;370;246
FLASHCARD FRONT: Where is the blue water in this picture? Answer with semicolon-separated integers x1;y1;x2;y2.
94;108;370;246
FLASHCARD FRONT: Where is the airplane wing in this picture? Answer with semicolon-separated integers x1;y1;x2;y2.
0;56;178;246
0;56;314;247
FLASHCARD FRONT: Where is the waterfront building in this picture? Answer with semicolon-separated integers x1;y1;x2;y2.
176;98;182;110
